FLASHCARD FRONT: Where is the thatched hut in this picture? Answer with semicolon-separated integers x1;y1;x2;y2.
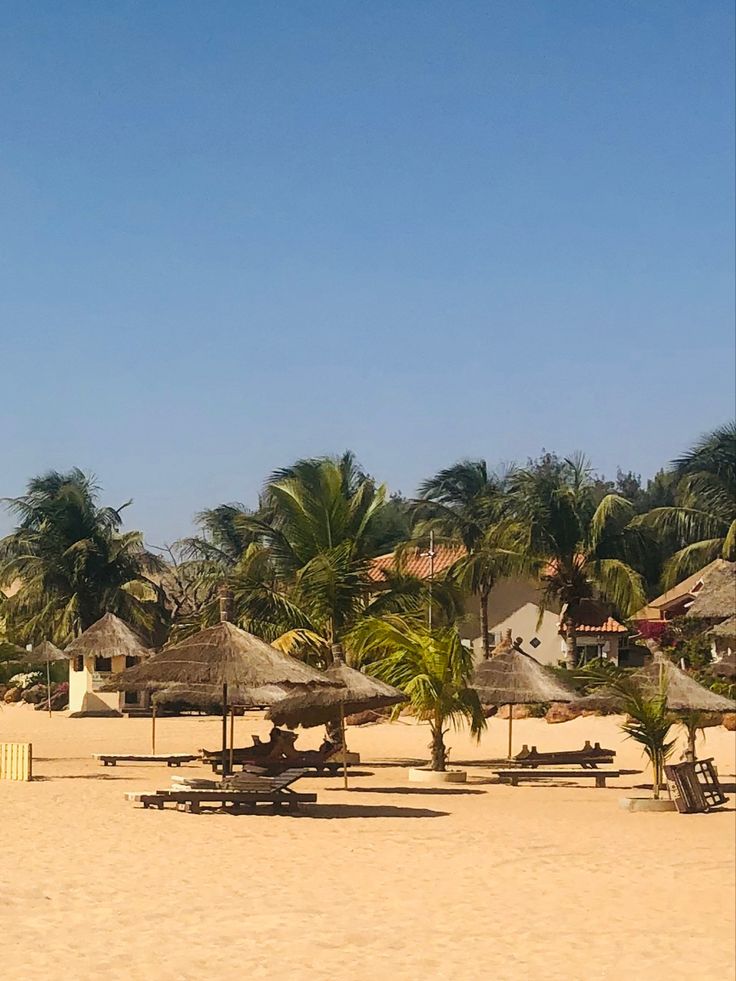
685;559;735;621
65;614;153;717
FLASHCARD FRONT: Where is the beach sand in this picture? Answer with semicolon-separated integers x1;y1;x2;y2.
1;705;734;981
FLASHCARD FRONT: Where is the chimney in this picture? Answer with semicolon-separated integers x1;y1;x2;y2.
218;585;234;623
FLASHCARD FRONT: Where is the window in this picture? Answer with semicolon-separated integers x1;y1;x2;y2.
94;656;112;673
73;655;84;673
529;637;541;649
124;691;140;705
125;656;139;668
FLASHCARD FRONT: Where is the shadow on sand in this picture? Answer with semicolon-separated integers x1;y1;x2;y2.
32;773;137;782
333;785;485;797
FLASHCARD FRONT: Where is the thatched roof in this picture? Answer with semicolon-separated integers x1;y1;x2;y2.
706;651;736;680
65;613;152;660
472;633;576;705
100;621;336;697
267;658;407;728
709;615;736;639
31;640;68;662
574;653;736;714
685;559;736;620
151;683;287;710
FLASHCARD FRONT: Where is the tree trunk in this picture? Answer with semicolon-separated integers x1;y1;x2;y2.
684;723;696;763
480;587;491;659
429;722;447;771
325;641;345;747
564;617;577;669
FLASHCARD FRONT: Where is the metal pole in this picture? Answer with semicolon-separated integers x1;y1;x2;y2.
340;702;348;791
428;530;435;631
221;683;229;777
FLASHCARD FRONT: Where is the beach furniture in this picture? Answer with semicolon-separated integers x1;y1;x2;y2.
513;741;615;769
493;768;621;788
665;759;728;813
125;766;316;813
0;742;32;781
201;728;343;775
94;753;199;767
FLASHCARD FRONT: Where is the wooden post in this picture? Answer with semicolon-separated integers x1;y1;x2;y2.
46;658;52;719
151;703;157;755
508;706;513;760
229;709;235;773
340;702;348;790
221;682;229;777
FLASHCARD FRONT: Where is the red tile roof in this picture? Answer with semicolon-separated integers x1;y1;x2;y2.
368;545;465;582
574;617;627;634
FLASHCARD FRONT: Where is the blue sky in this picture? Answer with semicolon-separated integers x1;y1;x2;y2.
1;2;734;545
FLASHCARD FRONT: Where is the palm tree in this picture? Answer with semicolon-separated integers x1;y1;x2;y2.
0;469;162;645
414;460;523;659
509;454;647;668
638;423;736;585
352;615;485;771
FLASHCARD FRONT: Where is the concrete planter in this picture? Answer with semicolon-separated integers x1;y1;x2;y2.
619;797;677;813
408;767;467;784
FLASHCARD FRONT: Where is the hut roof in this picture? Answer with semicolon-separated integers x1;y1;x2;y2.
31;640;69;662
575;652;736;713
709;615;736;639
151;683;287;710
267;658;407;728
472;632;576;705
64;613;152;660
100;621;336;696
685;559;736;620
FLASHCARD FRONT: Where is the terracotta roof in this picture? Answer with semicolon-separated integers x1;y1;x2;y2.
574;617;627;634
368;545;465;582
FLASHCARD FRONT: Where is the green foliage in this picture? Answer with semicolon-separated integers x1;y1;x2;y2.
659;616;714;670
351;615;485;770
0;470;165;646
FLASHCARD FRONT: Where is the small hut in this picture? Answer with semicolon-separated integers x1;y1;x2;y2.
685;559;735;621
65;614;153;717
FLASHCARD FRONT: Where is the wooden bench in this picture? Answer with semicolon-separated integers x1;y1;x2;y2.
514;742;615;769
125;789;317;813
494;769;621;788
94;754;199;767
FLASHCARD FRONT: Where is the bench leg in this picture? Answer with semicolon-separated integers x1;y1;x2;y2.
595;776;606;788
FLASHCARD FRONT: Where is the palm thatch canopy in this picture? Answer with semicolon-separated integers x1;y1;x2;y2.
472;633;576;706
31;640;68;662
100;621;336;697
151;683;287;710
706;651;736;680
708;615;736;639
65;613;152;660
574;652;736;714
267;657;407;729
685;559;736;620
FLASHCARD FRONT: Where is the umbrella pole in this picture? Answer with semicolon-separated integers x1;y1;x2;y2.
340;702;348;791
46;658;52;719
221;683;229;777
151;703;156;755
507;706;513;760
229;709;235;774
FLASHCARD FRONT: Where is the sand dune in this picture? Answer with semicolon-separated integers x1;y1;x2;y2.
1;705;734;980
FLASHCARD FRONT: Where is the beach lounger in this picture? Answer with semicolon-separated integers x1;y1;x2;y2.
94;753;199;767
513;741;616;769
494;768;621;788
665;758;728;813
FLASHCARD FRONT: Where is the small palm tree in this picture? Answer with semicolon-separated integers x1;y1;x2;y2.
638;423;736;584
352;615;485;771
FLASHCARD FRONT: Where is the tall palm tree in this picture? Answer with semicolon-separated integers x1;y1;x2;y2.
638;423;736;585
414;460;523;658
509;454;647;668
352;615;485;771
0;469;162;645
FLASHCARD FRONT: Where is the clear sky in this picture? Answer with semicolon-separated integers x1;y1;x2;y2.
2;1;734;546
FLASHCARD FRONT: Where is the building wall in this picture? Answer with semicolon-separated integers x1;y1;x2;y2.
479;603;563;666
68;654;127;715
456;577;557;642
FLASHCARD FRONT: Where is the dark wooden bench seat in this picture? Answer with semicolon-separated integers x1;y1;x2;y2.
494;768;621;788
514;742;616;769
125;789;317;813
94;754;199;767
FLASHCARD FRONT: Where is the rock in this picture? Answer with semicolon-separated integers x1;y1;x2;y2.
22;684;47;704
722;713;736;731
345;710;383;726
545;703;581;724
483;705;498;718
496;704;532;720
4;686;23;703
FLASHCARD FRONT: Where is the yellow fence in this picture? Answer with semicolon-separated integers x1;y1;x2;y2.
0;742;33;781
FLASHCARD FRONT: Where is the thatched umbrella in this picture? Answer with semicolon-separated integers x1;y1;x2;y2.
101;598;336;774
2;640;68;718
267;656;407;788
574;645;736;759
471;630;576;758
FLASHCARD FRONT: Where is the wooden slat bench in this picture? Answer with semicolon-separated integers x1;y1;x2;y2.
494;769;621;789
94;754;199;767
125;789;317;813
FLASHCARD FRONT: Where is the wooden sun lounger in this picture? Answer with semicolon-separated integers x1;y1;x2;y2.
513;742;616;769
94;753;199;767
494;768;621;788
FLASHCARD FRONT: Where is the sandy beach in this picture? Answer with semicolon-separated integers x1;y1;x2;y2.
1;705;734;981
